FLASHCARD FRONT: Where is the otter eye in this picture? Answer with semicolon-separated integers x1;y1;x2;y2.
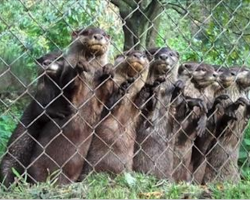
231;72;236;76
199;68;206;72
169;53;173;57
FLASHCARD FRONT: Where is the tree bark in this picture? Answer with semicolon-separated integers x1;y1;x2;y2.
110;0;164;50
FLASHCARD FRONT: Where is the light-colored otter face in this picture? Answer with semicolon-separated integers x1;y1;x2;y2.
231;67;250;89
217;67;236;88
150;47;179;75
125;51;149;76
72;27;110;56
36;52;64;75
179;62;200;78
192;64;218;88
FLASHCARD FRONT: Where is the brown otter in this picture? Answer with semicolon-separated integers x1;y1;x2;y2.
171;63;221;183
133;47;180;180
190;67;235;184
82;50;150;175
203;97;250;183
27;60;115;184
0;52;75;187
202;66;250;183
231;66;250;94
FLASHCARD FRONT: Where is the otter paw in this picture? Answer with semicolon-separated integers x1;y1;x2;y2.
235;97;249;107
216;94;230;101
153;76;166;87
127;77;136;84
174;80;185;90
77;59;90;72
225;109;237;120
196;118;207;137
102;63;114;78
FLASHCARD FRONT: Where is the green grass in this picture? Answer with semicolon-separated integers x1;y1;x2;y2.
1;172;250;199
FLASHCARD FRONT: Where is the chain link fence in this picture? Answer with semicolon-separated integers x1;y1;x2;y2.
0;0;250;188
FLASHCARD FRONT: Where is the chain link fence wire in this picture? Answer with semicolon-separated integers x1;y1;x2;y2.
0;0;250;188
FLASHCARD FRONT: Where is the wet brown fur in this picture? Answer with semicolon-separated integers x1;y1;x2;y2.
133;47;180;180
82;50;150;175
0;52;75;187
27;61;115;184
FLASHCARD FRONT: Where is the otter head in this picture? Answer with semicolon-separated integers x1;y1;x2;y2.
217;67;236;89
231;66;250;91
36;51;64;77
147;47;179;76
192;63;219;88
178;62;200;80
72;27;110;56
124;50;149;77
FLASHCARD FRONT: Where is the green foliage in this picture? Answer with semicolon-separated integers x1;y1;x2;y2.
239;122;250;179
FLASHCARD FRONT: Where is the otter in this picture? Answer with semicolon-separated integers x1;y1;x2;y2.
202;66;250;183
171;63;221;183
66;27;110;75
178;61;201;82
170;85;208;182
231;66;250;94
27;60;115;184
82;50;150;175
182;62;220;109
133;47;180;180
0;52;75;187
190;67;236;184
203;97;250;183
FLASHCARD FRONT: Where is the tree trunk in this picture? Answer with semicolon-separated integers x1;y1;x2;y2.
111;0;164;51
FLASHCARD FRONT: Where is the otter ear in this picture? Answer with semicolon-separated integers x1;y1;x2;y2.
106;34;111;39
175;51;180;59
35;56;44;65
72;29;80;40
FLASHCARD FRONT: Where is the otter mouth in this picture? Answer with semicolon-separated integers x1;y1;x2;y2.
88;44;107;55
129;61;144;72
220;81;233;88
193;76;216;87
43;63;59;72
155;59;169;65
218;77;234;88
89;44;104;50
196;80;214;87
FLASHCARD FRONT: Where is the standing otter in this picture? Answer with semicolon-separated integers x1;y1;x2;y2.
190;67;235;184
28;60;115;184
0;52;75;187
82;50;150;175
202;66;250;183
203;97;250;183
171;63;221;183
133;47;180;180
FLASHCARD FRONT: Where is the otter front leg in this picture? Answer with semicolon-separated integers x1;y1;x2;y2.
135;76;166;108
171;80;185;102
186;98;208;137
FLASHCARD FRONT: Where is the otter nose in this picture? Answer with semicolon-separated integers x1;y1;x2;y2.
43;59;52;66
159;54;168;60
213;72;219;78
93;34;104;41
231;71;237;76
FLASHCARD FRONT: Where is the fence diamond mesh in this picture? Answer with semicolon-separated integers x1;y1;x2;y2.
0;0;250;188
